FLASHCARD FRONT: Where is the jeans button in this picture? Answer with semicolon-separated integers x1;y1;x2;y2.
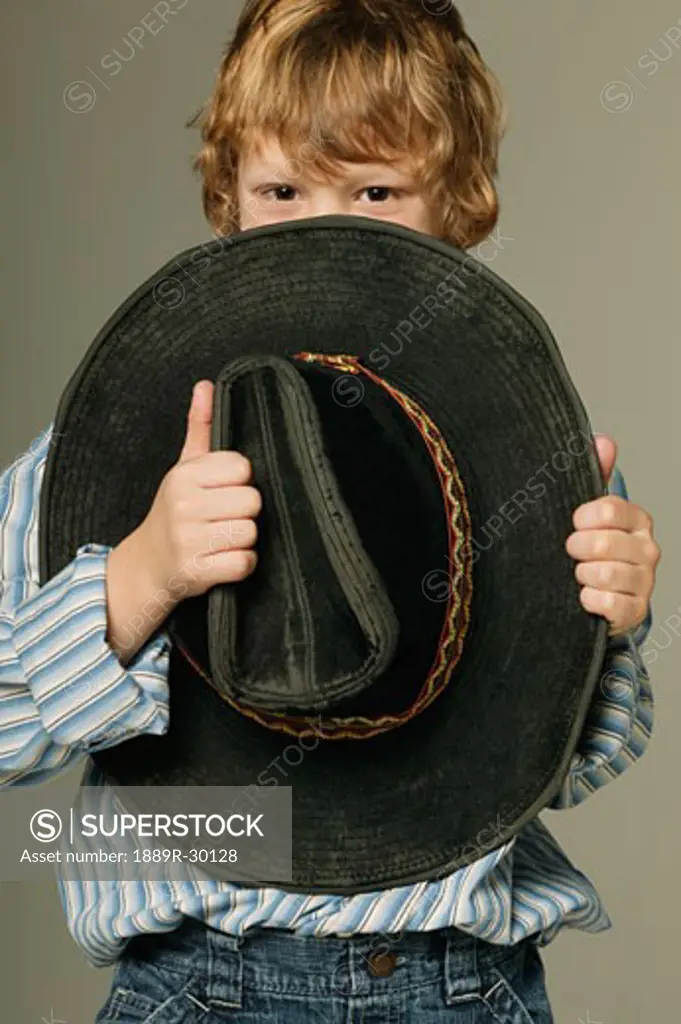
367;951;397;977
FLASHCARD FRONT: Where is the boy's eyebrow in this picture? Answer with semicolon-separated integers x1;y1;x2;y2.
243;158;416;183
330;161;416;181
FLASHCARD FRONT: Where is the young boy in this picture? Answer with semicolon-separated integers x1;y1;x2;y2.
0;2;661;1021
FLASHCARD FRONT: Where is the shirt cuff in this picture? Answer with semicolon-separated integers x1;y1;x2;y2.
13;543;171;751
547;610;654;810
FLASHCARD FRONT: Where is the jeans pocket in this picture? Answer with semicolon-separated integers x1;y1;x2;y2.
96;986;163;1024
94;956;205;1024
479;941;553;1024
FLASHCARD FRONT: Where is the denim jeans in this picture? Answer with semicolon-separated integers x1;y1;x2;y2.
94;916;554;1023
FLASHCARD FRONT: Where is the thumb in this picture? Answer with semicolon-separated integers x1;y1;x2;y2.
179;380;214;463
593;432;617;486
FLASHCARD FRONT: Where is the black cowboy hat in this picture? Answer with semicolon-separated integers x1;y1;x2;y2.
39;215;608;893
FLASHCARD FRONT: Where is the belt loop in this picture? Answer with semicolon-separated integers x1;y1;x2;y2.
443;931;482;1006
347;941;371;997
204;925;244;1011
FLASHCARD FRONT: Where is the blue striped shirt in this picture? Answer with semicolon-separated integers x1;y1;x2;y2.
0;425;654;967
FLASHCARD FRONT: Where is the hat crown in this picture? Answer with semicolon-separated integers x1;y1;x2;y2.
207;353;400;713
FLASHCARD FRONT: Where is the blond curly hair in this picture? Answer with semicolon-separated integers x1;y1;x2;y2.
188;0;507;249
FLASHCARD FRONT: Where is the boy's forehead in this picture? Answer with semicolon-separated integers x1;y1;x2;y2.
241;132;420;178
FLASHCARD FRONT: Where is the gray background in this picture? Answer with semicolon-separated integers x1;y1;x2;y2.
1;1;678;1021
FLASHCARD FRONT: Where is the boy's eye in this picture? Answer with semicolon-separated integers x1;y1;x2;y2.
361;186;400;202
261;185;298;201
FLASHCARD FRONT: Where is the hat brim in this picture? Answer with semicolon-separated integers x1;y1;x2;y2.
39;215;609;892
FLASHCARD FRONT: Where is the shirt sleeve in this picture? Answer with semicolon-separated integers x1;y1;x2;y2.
0;425;172;788
547;464;654;810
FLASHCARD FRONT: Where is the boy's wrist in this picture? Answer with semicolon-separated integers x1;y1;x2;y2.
106;525;179;665
126;521;176;603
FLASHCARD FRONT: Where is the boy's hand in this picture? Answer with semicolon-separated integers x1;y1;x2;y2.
137;379;261;602
566;434;660;636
